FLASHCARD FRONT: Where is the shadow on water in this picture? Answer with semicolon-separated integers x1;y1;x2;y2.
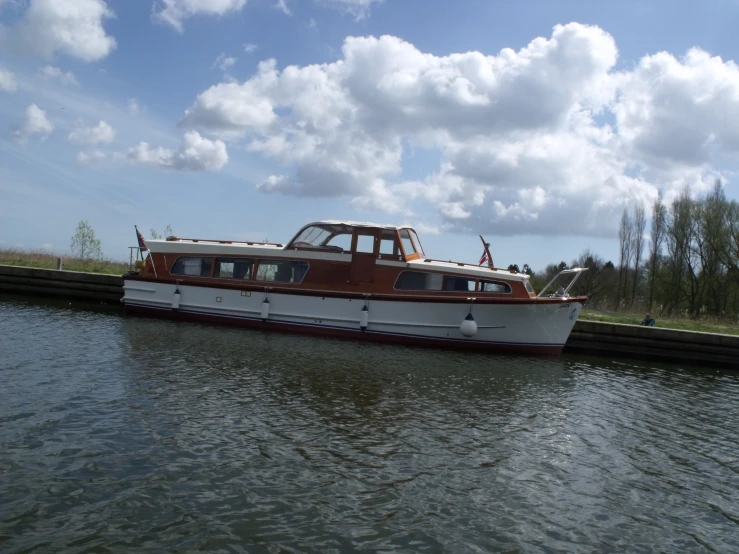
2;294;739;553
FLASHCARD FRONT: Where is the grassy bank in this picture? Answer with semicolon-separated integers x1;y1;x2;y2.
580;307;739;336
0;248;129;276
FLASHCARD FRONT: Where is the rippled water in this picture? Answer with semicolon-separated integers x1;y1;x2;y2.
1;294;739;553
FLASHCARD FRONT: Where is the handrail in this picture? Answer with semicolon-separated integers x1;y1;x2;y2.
537;267;589;298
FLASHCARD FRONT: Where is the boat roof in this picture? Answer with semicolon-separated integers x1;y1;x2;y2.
304;220;412;231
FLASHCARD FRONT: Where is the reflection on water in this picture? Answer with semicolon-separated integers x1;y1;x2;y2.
1;294;739;553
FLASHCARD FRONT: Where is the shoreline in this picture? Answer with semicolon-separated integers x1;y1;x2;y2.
2;264;736;369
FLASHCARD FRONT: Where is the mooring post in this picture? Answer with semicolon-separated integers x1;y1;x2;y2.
56;257;63;270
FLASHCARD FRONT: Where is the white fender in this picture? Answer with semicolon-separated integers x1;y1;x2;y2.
360;305;369;331
172;288;181;310
460;313;477;337
261;298;270;320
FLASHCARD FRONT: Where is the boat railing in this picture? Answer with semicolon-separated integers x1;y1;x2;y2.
163;237;284;247
536;267;589;298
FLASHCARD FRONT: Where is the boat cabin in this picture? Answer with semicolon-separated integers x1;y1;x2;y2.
134;220;541;301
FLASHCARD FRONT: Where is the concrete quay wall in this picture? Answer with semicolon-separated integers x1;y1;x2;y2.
0;264;123;303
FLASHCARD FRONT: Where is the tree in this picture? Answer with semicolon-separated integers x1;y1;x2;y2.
648;192;666;310
150;224;174;240
507;264;520;272
70;220;103;260
617;208;634;307
632;200;646;305
522;264;534;276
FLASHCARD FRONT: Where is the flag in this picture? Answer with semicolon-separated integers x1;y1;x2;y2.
135;225;148;252
479;251;488;266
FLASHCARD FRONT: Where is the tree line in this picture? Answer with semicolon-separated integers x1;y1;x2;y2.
520;180;739;319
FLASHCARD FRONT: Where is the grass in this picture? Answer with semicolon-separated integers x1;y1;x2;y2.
580;307;739;336
0;248;130;275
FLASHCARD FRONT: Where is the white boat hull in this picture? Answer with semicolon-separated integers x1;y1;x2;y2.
122;280;583;354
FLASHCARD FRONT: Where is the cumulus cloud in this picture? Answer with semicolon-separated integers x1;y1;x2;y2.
0;67;17;92
243;43;257;53
40;65;78;85
12;104;54;142
68;120;116;145
125;130;228;171
181;23;739;236
153;0;246;32
0;0;116;62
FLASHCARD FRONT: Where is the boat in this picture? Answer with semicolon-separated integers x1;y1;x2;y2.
122;220;588;354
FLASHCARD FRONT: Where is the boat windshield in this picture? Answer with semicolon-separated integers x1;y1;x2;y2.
290;223;354;251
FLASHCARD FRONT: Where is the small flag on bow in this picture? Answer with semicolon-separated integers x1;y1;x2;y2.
135;225;148;252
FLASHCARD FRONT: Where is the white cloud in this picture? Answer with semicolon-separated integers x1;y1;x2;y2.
0;0;116;62
12;104;54;143
243;43;257;53
0;67;17;92
68;120;116;145
180;23;739;236
40;65;78;85
153;0;246;32
76;150;107;163
275;0;290;15
316;0;383;20
125;130;228;171
214;52;236;74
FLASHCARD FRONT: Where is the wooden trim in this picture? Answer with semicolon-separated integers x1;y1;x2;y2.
125;274;585;305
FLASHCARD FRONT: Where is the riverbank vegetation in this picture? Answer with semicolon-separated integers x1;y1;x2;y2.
0;248;129;275
520;179;739;334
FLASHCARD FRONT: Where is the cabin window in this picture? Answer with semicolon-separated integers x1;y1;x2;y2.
215;258;253;279
394;271;443;291
325;233;352;252
171;256;213;277
524;280;534;294
399;229;416;257
480;280;513;293
256;260;309;284
445;276;477;292
378;230;402;260
355;233;375;254
410;229;425;257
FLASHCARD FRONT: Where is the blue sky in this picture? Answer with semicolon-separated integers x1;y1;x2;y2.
2;0;739;271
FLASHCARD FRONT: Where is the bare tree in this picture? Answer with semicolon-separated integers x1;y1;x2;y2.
617;208;633;307
648;192;666;310
631;200;646;305
70;220;103;260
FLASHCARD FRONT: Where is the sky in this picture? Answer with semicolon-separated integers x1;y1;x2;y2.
2;0;739;271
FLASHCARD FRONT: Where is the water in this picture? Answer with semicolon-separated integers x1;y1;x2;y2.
1;294;739;553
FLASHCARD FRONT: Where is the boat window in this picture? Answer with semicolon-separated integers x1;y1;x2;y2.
325;233;352;252
445;276;477;292
399;229;416;257
292;225;331;247
171;257;213;277
394;271;443;291
355;233;375;254
480;280;512;293
524;280;534;294
256;260;309;284
409;229;425;257
215;258;253;279
379;231;400;257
